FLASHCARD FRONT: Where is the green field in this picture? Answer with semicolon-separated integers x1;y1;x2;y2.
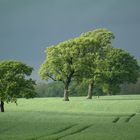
0;95;140;140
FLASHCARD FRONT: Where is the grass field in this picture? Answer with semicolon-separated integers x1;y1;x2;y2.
0;95;140;140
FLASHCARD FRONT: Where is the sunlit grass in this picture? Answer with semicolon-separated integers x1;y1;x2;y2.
0;95;140;140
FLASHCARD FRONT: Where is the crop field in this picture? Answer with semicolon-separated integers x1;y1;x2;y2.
0;95;140;140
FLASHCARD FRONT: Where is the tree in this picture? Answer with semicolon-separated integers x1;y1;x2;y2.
39;29;106;101
39;38;83;101
0;60;36;112
120;78;140;95
102;83;121;95
101;48;140;95
39;28;115;100
79;28;115;99
35;82;64;97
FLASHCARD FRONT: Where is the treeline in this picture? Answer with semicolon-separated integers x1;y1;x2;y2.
35;78;140;97
120;78;140;95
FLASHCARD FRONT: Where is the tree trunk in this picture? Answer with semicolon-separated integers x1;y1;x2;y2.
0;101;4;112
87;81;94;99
64;84;69;101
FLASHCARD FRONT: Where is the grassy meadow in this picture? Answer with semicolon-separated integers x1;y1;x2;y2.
0;95;140;140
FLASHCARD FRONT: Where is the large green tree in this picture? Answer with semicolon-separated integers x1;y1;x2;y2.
79;28;115;99
39;41;74;101
0;60;36;112
101;48;140;95
39;29;105;101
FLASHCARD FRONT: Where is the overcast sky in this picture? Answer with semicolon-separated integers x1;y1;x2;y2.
0;0;140;82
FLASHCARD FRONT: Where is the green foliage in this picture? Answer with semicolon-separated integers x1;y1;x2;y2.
39;28;115;99
39;35;99;83
36;82;63;97
39;28;139;98
120;78;140;95
39;38;92;100
101;48;140;94
0;60;36;103
78;28;115;81
80;28;115;52
102;83;121;95
69;81;88;96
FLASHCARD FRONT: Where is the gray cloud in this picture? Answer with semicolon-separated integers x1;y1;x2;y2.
0;0;140;81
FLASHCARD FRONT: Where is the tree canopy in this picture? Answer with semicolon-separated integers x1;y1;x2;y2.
79;28;115;99
101;48;140;95
0;60;36;112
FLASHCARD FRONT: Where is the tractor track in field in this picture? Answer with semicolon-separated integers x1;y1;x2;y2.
28;124;92;140
51;124;77;135
28;124;77;140
112;113;137;123
125;113;136;122
56;124;92;140
112;117;120;123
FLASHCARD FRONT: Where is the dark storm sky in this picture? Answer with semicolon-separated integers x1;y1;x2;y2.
0;0;140;81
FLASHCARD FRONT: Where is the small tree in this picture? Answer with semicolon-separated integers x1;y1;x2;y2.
0;60;36;112
101;48;140;95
